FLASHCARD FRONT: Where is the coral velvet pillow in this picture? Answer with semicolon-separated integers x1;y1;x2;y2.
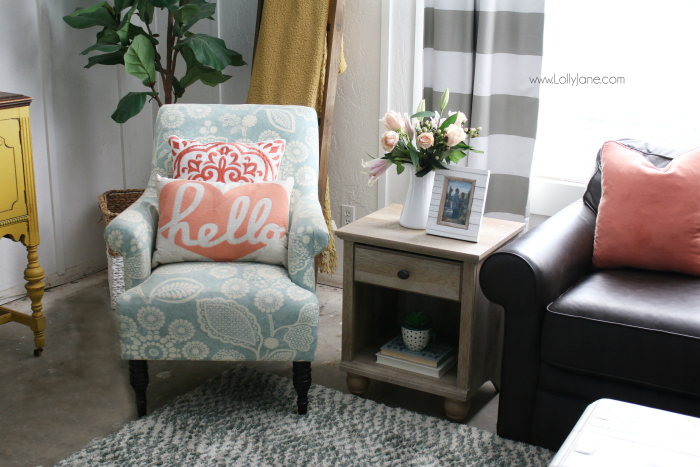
152;175;294;267
593;141;700;275
169;135;285;183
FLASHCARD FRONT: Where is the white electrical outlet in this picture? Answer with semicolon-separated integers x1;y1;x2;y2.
341;205;355;226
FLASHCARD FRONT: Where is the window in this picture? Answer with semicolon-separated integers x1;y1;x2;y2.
531;1;700;183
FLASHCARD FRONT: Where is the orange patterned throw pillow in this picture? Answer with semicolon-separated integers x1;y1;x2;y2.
169;135;285;183
152;175;294;267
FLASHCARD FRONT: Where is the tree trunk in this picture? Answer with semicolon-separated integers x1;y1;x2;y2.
164;11;174;105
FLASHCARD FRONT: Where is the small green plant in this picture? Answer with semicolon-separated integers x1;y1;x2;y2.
403;312;431;330
63;0;246;123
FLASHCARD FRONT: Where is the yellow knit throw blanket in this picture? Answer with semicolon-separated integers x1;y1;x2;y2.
247;0;345;276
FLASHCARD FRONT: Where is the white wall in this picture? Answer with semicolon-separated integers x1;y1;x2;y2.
0;0;414;297
0;0;256;302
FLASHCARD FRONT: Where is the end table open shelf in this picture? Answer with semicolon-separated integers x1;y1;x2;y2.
336;204;524;421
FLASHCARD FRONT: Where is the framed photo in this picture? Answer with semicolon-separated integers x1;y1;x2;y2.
426;166;490;242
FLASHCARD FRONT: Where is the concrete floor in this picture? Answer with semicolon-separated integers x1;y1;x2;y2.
0;272;499;467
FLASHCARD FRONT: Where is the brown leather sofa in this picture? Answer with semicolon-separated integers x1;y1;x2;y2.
479;139;700;450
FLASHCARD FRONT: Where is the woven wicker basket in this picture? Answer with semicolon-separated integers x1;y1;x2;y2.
98;189;144;309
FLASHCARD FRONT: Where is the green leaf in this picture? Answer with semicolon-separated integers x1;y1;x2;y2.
178;2;216;35
440;88;450;112
179;66;231;88
85;51;125;68
172;76;184;98
116;6;137;44
136;0;155;24
173;5;200;27
63;2;118;29
396;162;405;175
96;27;120;44
439;113;458;130
409;144;421;167
111;91;156;123
146;0;179;11
114;0;136;12
124;35;156;86
445;150;466;163
178;34;241;71
410;111;435;120
80;42;124;55
129;24;158;44
415;165;433;177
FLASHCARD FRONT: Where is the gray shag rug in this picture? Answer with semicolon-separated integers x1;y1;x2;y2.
56;366;553;466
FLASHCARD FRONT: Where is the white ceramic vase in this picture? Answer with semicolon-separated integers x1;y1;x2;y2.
399;170;436;230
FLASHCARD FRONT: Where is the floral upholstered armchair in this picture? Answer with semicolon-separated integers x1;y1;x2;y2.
104;104;329;417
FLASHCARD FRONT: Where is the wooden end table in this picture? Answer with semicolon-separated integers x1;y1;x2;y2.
335;204;524;421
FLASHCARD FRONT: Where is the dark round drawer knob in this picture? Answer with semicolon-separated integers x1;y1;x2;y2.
397;270;410;280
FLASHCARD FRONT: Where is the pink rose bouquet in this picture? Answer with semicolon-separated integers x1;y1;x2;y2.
362;88;482;186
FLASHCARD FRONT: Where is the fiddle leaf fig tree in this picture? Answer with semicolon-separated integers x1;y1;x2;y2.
63;0;246;123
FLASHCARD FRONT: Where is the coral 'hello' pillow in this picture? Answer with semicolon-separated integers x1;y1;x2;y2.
169;135;285;183
593;141;700;276
152;175;294;267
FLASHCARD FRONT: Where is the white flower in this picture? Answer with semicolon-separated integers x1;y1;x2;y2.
285;141;309;162
186;105;211;119
290;189;301;207
139;341;169;359
212;349;246;361
160;108;184;128
379;110;405;132
168;319;195;342
117;316;138;337
254;289;285;313
210;265;238;278
445;124;467;147
381;131;399;152
287;287;312;301
284;326;314;351
303;268;314;287
259;129;281;141
264;337;279;349
295;166;316;186
222;278;250;299
108;230;123;249
137;306;165;331
448;110;468;127
219;113;241;128
182;341;209;360
361;158;392;187
417;132;435;149
242;115;257;127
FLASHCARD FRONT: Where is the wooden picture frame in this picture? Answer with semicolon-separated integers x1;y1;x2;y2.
426;166;490;243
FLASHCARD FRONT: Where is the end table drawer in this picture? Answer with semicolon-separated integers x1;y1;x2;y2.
354;245;461;301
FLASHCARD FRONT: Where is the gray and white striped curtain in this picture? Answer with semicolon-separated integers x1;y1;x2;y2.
424;0;545;222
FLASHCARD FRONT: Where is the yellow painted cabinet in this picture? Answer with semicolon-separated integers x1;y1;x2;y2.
0;117;27;223
0;92;46;357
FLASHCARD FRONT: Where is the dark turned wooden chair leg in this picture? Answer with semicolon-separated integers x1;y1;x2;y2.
129;360;149;418
292;361;311;415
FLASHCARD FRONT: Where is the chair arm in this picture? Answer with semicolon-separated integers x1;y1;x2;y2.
287;193;330;291
479;200;596;443
104;195;159;290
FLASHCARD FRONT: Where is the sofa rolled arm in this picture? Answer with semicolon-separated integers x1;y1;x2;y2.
287;193;330;291
479;200;596;443
104;195;159;290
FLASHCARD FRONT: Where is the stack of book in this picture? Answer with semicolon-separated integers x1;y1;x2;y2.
375;336;456;378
